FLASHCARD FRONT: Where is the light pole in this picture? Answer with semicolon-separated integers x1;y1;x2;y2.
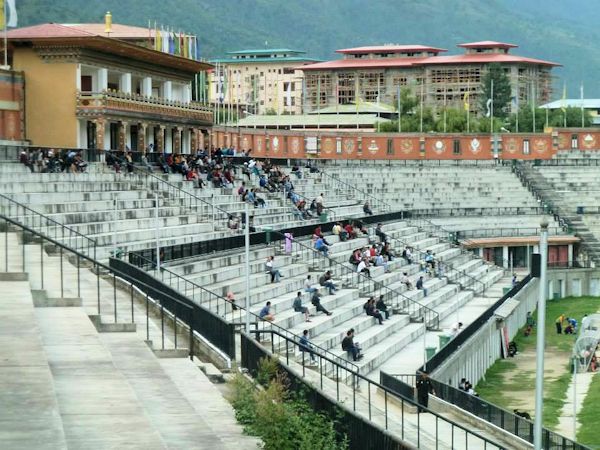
244;202;250;331
534;218;549;450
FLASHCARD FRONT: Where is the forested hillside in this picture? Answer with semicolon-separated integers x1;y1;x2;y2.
15;0;600;96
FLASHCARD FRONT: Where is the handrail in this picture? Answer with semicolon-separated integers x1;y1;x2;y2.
128;250;360;373
0;192;97;257
382;229;487;294
380;372;591;450
0;213;195;357
244;329;504;450
318;171;391;215
268;227;441;330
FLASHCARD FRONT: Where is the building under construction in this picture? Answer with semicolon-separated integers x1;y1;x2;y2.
301;41;558;116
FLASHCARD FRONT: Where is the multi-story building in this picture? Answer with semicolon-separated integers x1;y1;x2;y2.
209;49;319;116
301;41;559;116
5;22;212;152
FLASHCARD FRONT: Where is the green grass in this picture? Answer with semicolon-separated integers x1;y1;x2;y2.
577;372;600;449
476;296;600;431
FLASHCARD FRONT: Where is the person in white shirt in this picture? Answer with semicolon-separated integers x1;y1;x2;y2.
265;256;282;283
450;322;463;336
304;275;317;294
357;258;371;278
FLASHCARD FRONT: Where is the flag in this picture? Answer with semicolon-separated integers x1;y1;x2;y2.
168;31;175;55
174;32;180;56
154;23;161;52
0;0;17;29
161;27;169;53
463;91;469;111
485;98;492;118
561;82;567;112
182;34;188;58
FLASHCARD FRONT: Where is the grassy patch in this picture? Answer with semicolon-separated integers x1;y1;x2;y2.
476;296;600;430
577;372;600;448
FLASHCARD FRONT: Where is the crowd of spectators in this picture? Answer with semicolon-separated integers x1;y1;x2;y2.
19;148;88;173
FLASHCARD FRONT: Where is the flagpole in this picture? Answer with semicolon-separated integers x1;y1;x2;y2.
376;75;380;132
581;82;585;128
443;83;447;133
397;85;401;133
466;80;470;133
3;0;7;68
532;80;536;133
317;74;321;131
419;80;424;133
490;78;494;134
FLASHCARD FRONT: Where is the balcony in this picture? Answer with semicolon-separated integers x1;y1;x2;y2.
76;90;213;125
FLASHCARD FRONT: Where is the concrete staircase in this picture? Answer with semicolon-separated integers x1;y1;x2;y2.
0;232;259;450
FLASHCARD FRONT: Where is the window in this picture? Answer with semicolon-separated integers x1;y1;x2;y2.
523;139;530;155
453;139;461;155
283;68;295;74
571;134;578;149
387;139;394;155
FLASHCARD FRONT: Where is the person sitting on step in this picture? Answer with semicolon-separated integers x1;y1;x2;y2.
319;270;337;295
293;292;311;322
259;301;275;322
311;289;332;316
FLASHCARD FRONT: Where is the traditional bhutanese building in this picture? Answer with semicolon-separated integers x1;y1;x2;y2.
3;21;212;152
209;49;320;116
300;41;560;116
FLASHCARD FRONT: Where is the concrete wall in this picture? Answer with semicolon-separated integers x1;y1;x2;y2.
0;69;24;141
12;48;78;148
432;268;600;387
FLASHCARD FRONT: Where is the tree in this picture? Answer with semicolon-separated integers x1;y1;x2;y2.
434;108;470;133
479;64;512;119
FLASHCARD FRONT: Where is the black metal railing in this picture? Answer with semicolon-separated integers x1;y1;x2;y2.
417;273;532;375
0;214;195;357
380;373;591;450
124;250;359;372
267;228;441;329
242;330;504;450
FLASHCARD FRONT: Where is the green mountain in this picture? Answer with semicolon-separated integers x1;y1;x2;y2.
15;0;599;97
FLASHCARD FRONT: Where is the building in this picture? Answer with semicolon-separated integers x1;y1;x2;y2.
541;99;600;126
4;22;212;152
301;41;559;116
209;49;320;116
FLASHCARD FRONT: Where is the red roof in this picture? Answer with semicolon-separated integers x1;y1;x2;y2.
336;45;446;54
420;53;560;67
301;51;560;71
6;22;157;40
62;23;156;39
458;41;518;49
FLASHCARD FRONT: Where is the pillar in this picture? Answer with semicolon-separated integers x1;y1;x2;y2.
478;247;484;258
502;245;509;269
118;121;128;151
120;73;132;94
173;126;182;153
183;84;192;103
568;244;574;267
156;125;165;153
94;118;105;151
191;128;198;152
163;81;172;100
142;77;152;97
138;122;147;152
97;68;108;91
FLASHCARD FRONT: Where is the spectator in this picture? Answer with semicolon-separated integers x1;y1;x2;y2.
376;295;390;320
252;189;266;208
227;215;240;233
458;378;467;391
315;193;324;215
304;275;317;294
402;272;414;290
299;329;317;363
319;270;337;295
363;201;373;215
311;289;332;316
237;181;247;197
125;152;134;174
365;297;384;325
226;291;238;311
344;222;357;239
375;223;387;243
556;313;566;334
375;253;389;273
259;301;275;322
381;242;394;261
333;222;348;241
341;329;363;361
567;317;578;333
314;236;329;257
265;256;282;283
450;322;463;336
416;276;427;296
402;246;413;265
524;311;535;337
512;273;518;287
293;292;311;322
19;150;34;173
357;257;371;278
141;154;153;173
416;371;435;412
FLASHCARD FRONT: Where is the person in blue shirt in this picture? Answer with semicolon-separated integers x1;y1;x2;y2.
259;301;275;322
299;329;317;363
314;237;329;257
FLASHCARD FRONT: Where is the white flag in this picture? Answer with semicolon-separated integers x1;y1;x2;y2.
6;0;17;28
485;98;492;118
